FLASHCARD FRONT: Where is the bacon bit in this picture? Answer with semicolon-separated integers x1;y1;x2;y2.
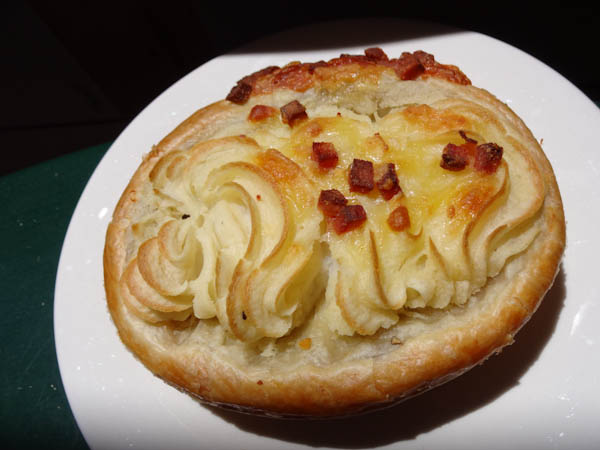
226;66;279;104
441;132;503;174
413;50;471;85
318;189;347;217
298;337;312;350
388;206;411;231
394;52;425;80
441;143;470;171
226;82;252;104
376;163;402;200
257;380;263;385
331;205;367;234
349;159;374;193
459;130;478;144
318;190;367;234
474;143;503;174
248;104;276;122
280;100;308;127
413;51;437;67
256;194;261;201
312;142;339;170
365;47;389;61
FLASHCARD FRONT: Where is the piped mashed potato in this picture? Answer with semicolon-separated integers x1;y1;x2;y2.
118;95;543;341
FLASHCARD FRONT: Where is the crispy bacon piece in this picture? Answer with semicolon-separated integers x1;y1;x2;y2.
332;205;367;234
475;143;503;173
394;52;425;80
365;47;389;61
441;143;471;171
226;83;252;104
312;142;339;170
376;163;402;200
413;51;471;85
226;66;279;104
248;104;276;122
280;100;308;127
318;190;367;234
441;133;503;174
388;206;411;231
349;159;374;193
318;189;347;217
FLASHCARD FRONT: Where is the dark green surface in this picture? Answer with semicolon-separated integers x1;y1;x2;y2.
1;142;112;449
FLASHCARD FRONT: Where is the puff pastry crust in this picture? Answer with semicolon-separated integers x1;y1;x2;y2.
104;48;565;417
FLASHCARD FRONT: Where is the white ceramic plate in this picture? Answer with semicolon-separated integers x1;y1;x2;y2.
55;19;600;450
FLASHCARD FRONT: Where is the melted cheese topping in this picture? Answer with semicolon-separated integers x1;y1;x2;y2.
119;98;544;341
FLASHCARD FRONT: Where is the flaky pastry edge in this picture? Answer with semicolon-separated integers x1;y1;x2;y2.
103;56;566;418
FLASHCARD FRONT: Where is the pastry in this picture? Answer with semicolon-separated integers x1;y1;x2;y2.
103;48;566;417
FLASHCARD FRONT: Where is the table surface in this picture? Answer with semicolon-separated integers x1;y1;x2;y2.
1;142;110;449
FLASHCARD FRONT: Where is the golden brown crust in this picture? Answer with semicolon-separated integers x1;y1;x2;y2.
103;48;565;417
225;50;471;105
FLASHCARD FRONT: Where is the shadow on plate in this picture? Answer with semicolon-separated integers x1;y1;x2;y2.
207;266;566;448
231;18;466;55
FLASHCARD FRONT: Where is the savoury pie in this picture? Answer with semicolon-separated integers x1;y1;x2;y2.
104;48;565;417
